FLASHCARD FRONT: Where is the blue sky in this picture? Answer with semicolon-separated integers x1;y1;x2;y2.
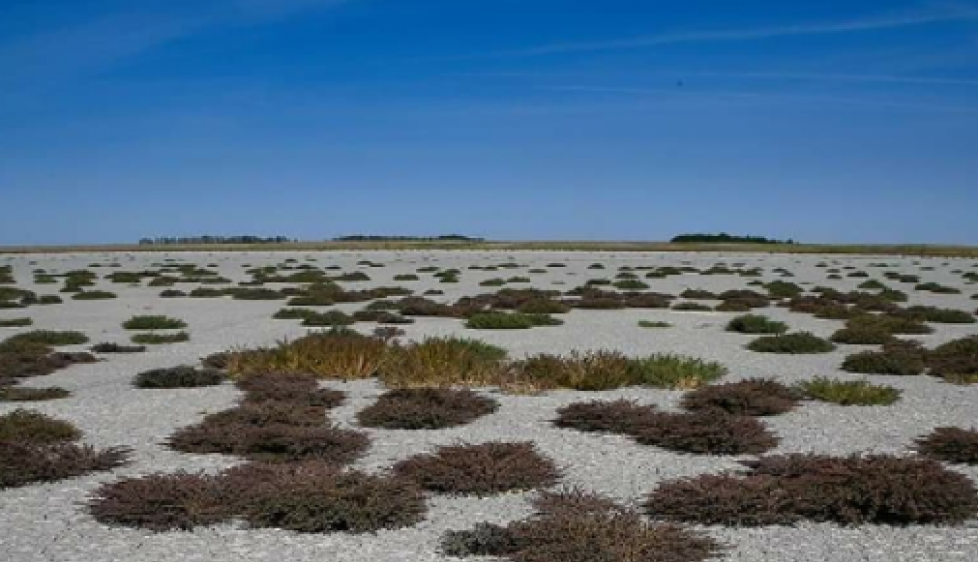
1;0;977;245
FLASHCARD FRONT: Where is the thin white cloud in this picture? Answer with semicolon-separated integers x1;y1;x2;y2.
538;85;978;114
479;7;978;58
688;71;978;87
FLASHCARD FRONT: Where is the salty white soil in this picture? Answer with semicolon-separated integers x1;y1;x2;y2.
1;250;977;562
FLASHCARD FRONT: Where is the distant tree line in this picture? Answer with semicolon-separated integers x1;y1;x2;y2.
333;235;485;242
671;233;796;245
138;236;295;245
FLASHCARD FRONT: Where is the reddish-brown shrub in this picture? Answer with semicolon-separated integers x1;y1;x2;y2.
236;373;345;408
393;441;560;495
2;441;130;489
680;379;800;416
357;388;498;429
168;421;369;464
646;454;978;526
88;472;232;531
0;409;81;444
914;427;978;465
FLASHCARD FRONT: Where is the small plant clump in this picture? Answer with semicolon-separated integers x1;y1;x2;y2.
645;454;978;526
0;386;71;402
134;366;225;388
0;317;32;327
638;320;672;328
90;342;147;353
1;330;89;348
72;290;118;300
465;311;563;329
393;441;560;495
380;337;507;388
441;490;721;562
726;314;788;335
680;378;800;416
746;332;836;354
356;388;498;430
796;377;901;406
131;331;190;345
927;336;978;384
914;427;978;465
228;331;389;380
555;401;778;455
633;354;727;389
122;315;187;330
841;340;927;376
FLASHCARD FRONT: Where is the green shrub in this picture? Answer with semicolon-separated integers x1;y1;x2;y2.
638;320;672;328
122;315;187;330
380;337;507;389
131;332;190;345
228;331;388;380
0;317;32;327
72;290;117;300
897;306;975;324
513;351;639;392
1;330;88;348
633;354;727;389
0;386;71;402
927;336;978;383
841;340;927;376
726;314;788;335
300;310;355;327
89;342;146;353
465;312;562;329
645;454;978;525
0;409;81;444
356;388;497;430
671;302;712;311
747;332;836;354
915;282;961;294
393;442;559;495
797;377;900;406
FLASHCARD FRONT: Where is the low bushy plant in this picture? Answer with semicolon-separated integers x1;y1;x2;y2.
0;317;32;327
89;342;147;353
380;337;507;388
357;388;497;429
134;366;225;388
645;454;978;525
746;332;836;354
228;331;389;380
131;331;190;344
0;409;81;443
841;340;926;376
633;354;727;389
122;315;187;330
796;377;901;406
72;290;117;300
927;336;978;383
726;314;788;335
88;472;232;531
393;441;560;495
638;320;672;328
0;386;71;402
1;330;88;348
465;311;562;329
2;441;130;490
680;378;800;416
914;427;978;465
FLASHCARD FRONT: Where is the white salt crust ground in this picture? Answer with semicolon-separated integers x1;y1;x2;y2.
1;250;977;562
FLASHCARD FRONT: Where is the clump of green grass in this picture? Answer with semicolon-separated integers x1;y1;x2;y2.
0;318;32;328
465;312;562;330
797;377;901;406
747;332;836;354
0;409;82;443
633;354;727;389
228;331;389;380
131;332;190;345
381;337;507;389
122;315;187;330
725;314;788;335
72;290;117;300
1;330;89;349
0;386;71;402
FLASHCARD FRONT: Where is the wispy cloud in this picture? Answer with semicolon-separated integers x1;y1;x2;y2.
0;0;352;93
470;6;978;58
538;85;978;114
688;71;978;87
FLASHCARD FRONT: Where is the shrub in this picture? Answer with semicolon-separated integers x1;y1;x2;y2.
236;373;345;408
680;289;716;300
797;377;901;406
765;281;803;298
830;325;894;345
1;441;130;490
357;388;497;429
681;379;800;416
914;427;978;465
88;472;231;531
89;342;147;353
168;420;369;464
465;311;562;329
897;306;976;324
915;282;961;294
633;354;727;389
122;315;187;330
301;310;355;327
0;409;81;443
613;279;650;290
72;290;117;300
134;366;225;388
645;454;978;526
444;490;721;562
227;332;388;380
380;337;507;389
159;289;186;298
1;330;88;348
513;351;640;392
746;332;836;354
555;401;777;455
927;336;978;383
672;302;712;311
841;340;926;376
239;462;426;533
0;386;70;402
0;317;32;327
393;441;560;495
726;315;788;335
131;331;190;344
516;299;571;314
638;320;672;328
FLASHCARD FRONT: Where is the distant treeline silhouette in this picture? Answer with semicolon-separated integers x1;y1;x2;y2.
138;236;295;245
671;233;796;245
333;235;485;242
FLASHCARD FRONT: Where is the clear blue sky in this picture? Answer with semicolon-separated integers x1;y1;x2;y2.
1;0;977;245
